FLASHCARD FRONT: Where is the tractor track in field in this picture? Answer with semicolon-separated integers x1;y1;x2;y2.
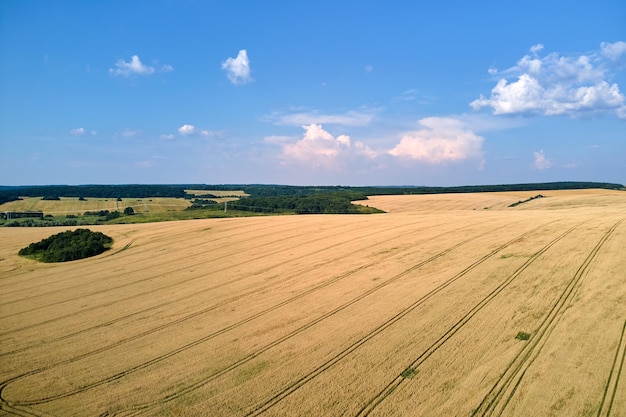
0;215;455;339
0;219;268;291
470;219;623;417
0;219;345;309
354;221;584;416
245;221;578;417
1;215;361;298
111;221;554;416
597;319;626;417
0;218;529;415
0;216;457;355
0;216;391;328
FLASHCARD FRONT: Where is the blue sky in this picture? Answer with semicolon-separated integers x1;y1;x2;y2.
1;0;625;186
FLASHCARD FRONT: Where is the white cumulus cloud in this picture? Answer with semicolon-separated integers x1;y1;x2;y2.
109;55;155;76
388;117;484;164
283;124;350;165
533;150;553;170
222;50;252;85
471;42;626;118
178;124;196;136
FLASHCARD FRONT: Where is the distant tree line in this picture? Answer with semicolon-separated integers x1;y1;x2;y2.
18;228;113;262
0;184;187;201
0;182;622;206
180;182;624;198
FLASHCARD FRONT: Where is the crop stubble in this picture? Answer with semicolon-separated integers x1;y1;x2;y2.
0;189;625;416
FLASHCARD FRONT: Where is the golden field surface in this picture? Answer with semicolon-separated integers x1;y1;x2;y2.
0;197;190;216
0;191;245;216
1;189;625;417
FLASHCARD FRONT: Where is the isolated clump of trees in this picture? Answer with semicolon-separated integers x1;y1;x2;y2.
18;228;113;262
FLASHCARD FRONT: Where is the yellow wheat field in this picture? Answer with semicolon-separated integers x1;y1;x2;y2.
0;197;191;216
0;190;245;216
1;189;625;416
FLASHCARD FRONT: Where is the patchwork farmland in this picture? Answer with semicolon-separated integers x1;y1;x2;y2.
1;189;625;416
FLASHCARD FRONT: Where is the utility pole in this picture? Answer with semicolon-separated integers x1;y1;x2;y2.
224;201;227;212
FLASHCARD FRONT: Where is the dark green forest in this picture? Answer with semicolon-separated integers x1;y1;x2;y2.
1;182;623;219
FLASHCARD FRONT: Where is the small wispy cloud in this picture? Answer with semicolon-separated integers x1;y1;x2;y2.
392;89;418;102
600;41;626;61
178;124;217;137
109;55;155;77
70;127;86;136
364;64;374;73
70;127;96;136
222;50;252;85
161;64;174;72
265;107;380;127
120;128;141;138
532;150;553;170
264;135;293;145
160;134;175;140
136;156;166;169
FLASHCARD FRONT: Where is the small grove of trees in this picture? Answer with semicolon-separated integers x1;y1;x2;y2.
84;210;123;221
186;199;219;210
18;228;114;262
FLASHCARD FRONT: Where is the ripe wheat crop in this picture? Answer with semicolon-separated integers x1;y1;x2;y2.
1;189;625;416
